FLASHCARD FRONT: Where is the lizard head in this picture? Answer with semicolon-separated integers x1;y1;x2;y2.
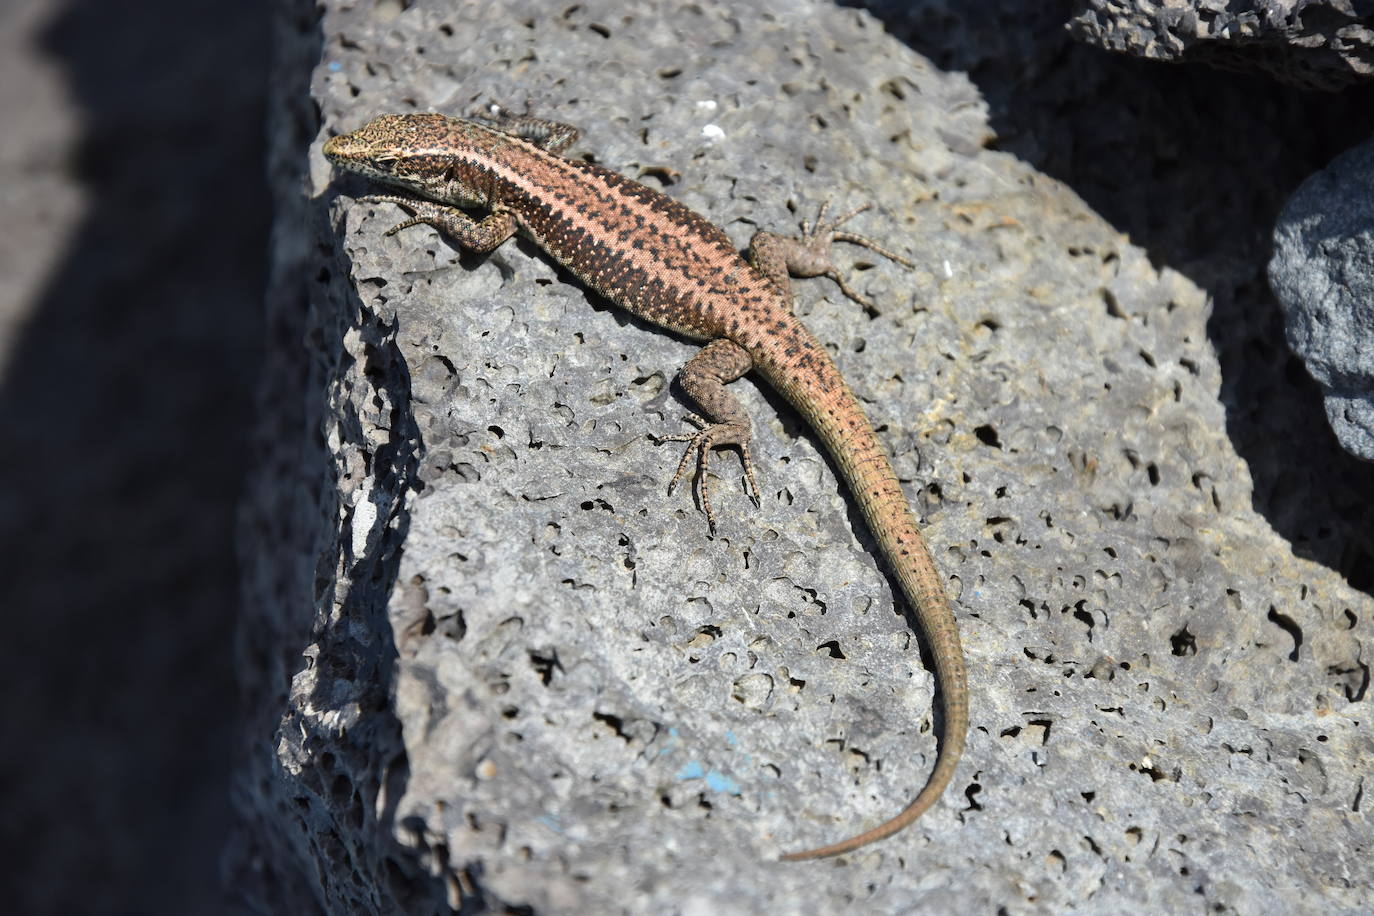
323;113;486;204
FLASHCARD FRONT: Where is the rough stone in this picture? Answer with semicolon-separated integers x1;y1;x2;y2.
1068;0;1374;89
1269;138;1374;461
232;0;1374;913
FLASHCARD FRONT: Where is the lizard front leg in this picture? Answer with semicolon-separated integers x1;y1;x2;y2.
467;103;580;155
359;195;518;253
656;338;760;533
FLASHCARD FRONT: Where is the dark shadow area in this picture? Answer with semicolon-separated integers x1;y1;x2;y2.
293;319;473;913
851;0;1374;593
223;30;500;890
0;1;270;912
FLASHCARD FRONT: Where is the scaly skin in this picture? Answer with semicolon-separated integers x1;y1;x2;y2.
323;111;967;860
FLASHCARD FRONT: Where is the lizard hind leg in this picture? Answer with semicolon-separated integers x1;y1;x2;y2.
654;338;760;533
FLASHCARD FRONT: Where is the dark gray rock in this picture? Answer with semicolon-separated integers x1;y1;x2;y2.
1068;0;1374;89
1269;139;1374;461
233;0;1374;913
0;1;267;914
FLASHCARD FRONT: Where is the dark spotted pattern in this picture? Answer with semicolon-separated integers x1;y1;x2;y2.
323;113;966;862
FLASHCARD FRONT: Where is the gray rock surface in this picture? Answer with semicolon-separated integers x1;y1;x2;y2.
1068;0;1374;89
233;0;1374;913
1270;139;1374;461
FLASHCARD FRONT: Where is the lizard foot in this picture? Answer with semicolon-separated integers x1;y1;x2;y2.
655;413;760;534
791;201;915;309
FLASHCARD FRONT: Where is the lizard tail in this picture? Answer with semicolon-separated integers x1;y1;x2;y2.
765;350;968;861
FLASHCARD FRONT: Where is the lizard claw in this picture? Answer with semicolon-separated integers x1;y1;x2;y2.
653;415;760;533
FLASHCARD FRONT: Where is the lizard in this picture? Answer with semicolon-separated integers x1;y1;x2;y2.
322;108;967;861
